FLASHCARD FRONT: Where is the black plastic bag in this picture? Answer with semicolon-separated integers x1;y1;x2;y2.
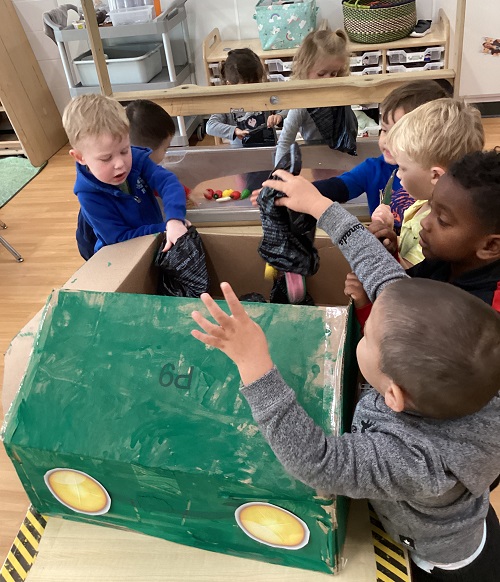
154;226;210;297
242;124;277;148
257;143;319;277
307;106;358;155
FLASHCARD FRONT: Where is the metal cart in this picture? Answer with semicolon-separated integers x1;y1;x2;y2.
45;0;200;146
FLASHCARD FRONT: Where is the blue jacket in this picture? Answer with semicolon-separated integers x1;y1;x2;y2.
75;146;186;255
314;155;401;215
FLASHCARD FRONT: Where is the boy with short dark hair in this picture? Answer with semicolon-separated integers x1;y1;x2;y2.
64;94;187;259
125;99;176;164
191;275;500;581
314;80;450;231
410;149;500;307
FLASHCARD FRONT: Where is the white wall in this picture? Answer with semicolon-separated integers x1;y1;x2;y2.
14;0;461;115
13;0;76;114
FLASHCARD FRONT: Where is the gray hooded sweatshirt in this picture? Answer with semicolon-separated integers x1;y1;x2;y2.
240;202;500;564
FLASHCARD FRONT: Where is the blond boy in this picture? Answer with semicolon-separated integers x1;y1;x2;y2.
376;98;484;268
63;94;187;257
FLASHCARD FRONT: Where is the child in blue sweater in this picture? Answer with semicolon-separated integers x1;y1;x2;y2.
314;80;450;231
63;94;187;256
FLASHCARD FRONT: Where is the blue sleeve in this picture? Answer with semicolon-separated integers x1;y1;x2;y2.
337;159;374;200
141;156;186;222
77;191;166;247
313;176;350;203
313;159;374;205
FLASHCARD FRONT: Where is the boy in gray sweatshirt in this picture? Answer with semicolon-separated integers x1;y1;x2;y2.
191;187;500;580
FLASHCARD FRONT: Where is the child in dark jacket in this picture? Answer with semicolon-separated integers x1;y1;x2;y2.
63;94;187;258
191;276;500;580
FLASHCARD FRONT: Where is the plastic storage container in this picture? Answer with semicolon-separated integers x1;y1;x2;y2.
387;61;444;74
387;46;444;64
208;63;221;77
349;50;381;67
74;43;162;86
109;5;155;26
267;73;291;82
350;65;382;76
108;0;153;9
264;58;293;73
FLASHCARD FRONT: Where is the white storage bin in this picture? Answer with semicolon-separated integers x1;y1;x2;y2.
351;103;379;111
387;61;444;74
265;58;293;73
267;73;291;82
387;46;444;64
350;50;381;67
108;0;153;10
208;62;221;77
109;5;155;26
74;43;162;86
350;65;382;76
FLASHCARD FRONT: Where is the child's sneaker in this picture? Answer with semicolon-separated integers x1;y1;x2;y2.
409;20;432;38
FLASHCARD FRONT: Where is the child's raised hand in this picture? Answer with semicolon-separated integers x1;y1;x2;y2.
261;171;332;219
344;273;370;308
371;204;394;229
368;221;398;255
191;282;274;385
163;219;188;252
267;114;283;128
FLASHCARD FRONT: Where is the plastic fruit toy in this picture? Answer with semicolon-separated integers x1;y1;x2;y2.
203;188;214;200
240;188;251;200
230;190;241;200
222;188;233;197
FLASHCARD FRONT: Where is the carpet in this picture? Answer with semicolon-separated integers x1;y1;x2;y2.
0;157;46;208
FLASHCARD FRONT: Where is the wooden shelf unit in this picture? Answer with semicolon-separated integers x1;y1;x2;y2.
203;9;450;86
0;0;67;166
0;101;23;158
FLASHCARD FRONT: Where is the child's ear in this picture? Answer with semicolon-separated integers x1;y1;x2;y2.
384;381;407;413
69;148;85;165
430;166;446;185
477;234;500;261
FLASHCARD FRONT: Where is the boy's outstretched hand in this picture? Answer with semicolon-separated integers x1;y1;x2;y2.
191;282;274;385
261;170;332;219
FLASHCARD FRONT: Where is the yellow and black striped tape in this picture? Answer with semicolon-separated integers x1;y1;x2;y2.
0;507;46;582
1;505;409;581
369;506;411;582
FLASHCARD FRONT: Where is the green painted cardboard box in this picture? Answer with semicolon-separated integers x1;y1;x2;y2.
2;232;358;574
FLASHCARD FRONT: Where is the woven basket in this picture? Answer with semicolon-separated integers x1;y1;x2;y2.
342;0;417;44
